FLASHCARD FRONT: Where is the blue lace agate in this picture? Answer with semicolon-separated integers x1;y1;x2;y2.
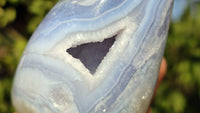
12;0;174;113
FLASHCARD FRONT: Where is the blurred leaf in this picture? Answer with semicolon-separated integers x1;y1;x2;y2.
28;1;53;15
0;78;15;112
0;0;6;6
27;16;43;33
168;91;186;113
176;61;194;91
7;0;19;4
0;8;4;17
192;63;200;97
0;7;16;28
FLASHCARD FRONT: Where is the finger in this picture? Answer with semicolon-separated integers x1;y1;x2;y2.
155;58;167;92
147;58;167;113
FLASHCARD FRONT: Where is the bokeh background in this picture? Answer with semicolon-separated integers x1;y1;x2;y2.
0;0;199;113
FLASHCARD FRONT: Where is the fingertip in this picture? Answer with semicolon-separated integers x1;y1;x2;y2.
158;58;167;84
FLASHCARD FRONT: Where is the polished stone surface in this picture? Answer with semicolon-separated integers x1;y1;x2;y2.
12;0;174;113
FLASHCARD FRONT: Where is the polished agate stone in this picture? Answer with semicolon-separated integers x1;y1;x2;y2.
12;0;174;113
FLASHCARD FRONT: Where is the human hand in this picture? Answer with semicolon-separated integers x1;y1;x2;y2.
147;58;167;113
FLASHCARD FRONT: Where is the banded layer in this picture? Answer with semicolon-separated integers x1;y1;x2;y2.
12;0;174;113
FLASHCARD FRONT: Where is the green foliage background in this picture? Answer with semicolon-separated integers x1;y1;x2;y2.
0;0;199;113
152;2;200;113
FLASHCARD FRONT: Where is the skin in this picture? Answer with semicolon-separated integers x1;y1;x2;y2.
148;58;167;113
155;58;167;95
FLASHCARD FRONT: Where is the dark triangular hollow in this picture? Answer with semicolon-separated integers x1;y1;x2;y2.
66;35;117;75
